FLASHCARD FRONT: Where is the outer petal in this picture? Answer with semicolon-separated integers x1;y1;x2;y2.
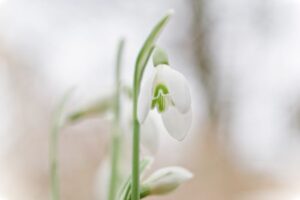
143;166;193;195
141;113;160;155
137;71;155;123
161;106;192;141
156;65;191;113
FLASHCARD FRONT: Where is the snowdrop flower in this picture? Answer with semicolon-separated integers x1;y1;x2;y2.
137;48;192;141
142;166;193;196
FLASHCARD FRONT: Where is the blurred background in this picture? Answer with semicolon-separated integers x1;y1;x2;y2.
1;0;300;199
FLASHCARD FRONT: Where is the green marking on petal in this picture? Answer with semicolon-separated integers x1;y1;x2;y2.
151;83;170;113
153;84;169;97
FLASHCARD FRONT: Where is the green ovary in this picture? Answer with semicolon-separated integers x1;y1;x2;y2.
151;83;170;113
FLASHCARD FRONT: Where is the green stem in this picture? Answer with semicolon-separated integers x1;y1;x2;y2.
108;134;121;200
50;90;73;200
108;39;125;200
131;92;140;200
50;120;60;200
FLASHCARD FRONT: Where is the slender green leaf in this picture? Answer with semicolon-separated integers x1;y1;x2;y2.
67;96;113;124
134;10;174;92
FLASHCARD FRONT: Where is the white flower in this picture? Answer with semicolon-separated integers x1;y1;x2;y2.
137;64;192;141
142;166;193;195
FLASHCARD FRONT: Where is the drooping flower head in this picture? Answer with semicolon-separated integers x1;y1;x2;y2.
138;47;192;141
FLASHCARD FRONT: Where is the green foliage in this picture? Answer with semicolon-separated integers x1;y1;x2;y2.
50;89;74;200
119;157;153;200
134;10;174;93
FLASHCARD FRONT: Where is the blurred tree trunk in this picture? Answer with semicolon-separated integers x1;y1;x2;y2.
165;1;279;200
191;0;220;126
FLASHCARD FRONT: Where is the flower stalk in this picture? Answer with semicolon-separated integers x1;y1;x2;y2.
131;10;173;200
50;114;61;200
50;90;73;200
108;39;125;200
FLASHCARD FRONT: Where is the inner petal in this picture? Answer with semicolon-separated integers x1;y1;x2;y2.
151;83;171;113
155;65;191;114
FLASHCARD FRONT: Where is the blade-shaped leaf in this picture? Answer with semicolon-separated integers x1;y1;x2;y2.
134;10;174;92
67;96;113;124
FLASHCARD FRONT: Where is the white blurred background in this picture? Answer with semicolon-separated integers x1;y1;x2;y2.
1;0;300;199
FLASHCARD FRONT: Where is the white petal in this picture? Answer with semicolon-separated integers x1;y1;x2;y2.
137;71;155;123
156;65;191;113
161;107;192;141
143;166;193;195
141;113;160;155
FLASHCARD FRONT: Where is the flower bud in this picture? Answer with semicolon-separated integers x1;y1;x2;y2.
142;166;193;196
153;47;169;67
